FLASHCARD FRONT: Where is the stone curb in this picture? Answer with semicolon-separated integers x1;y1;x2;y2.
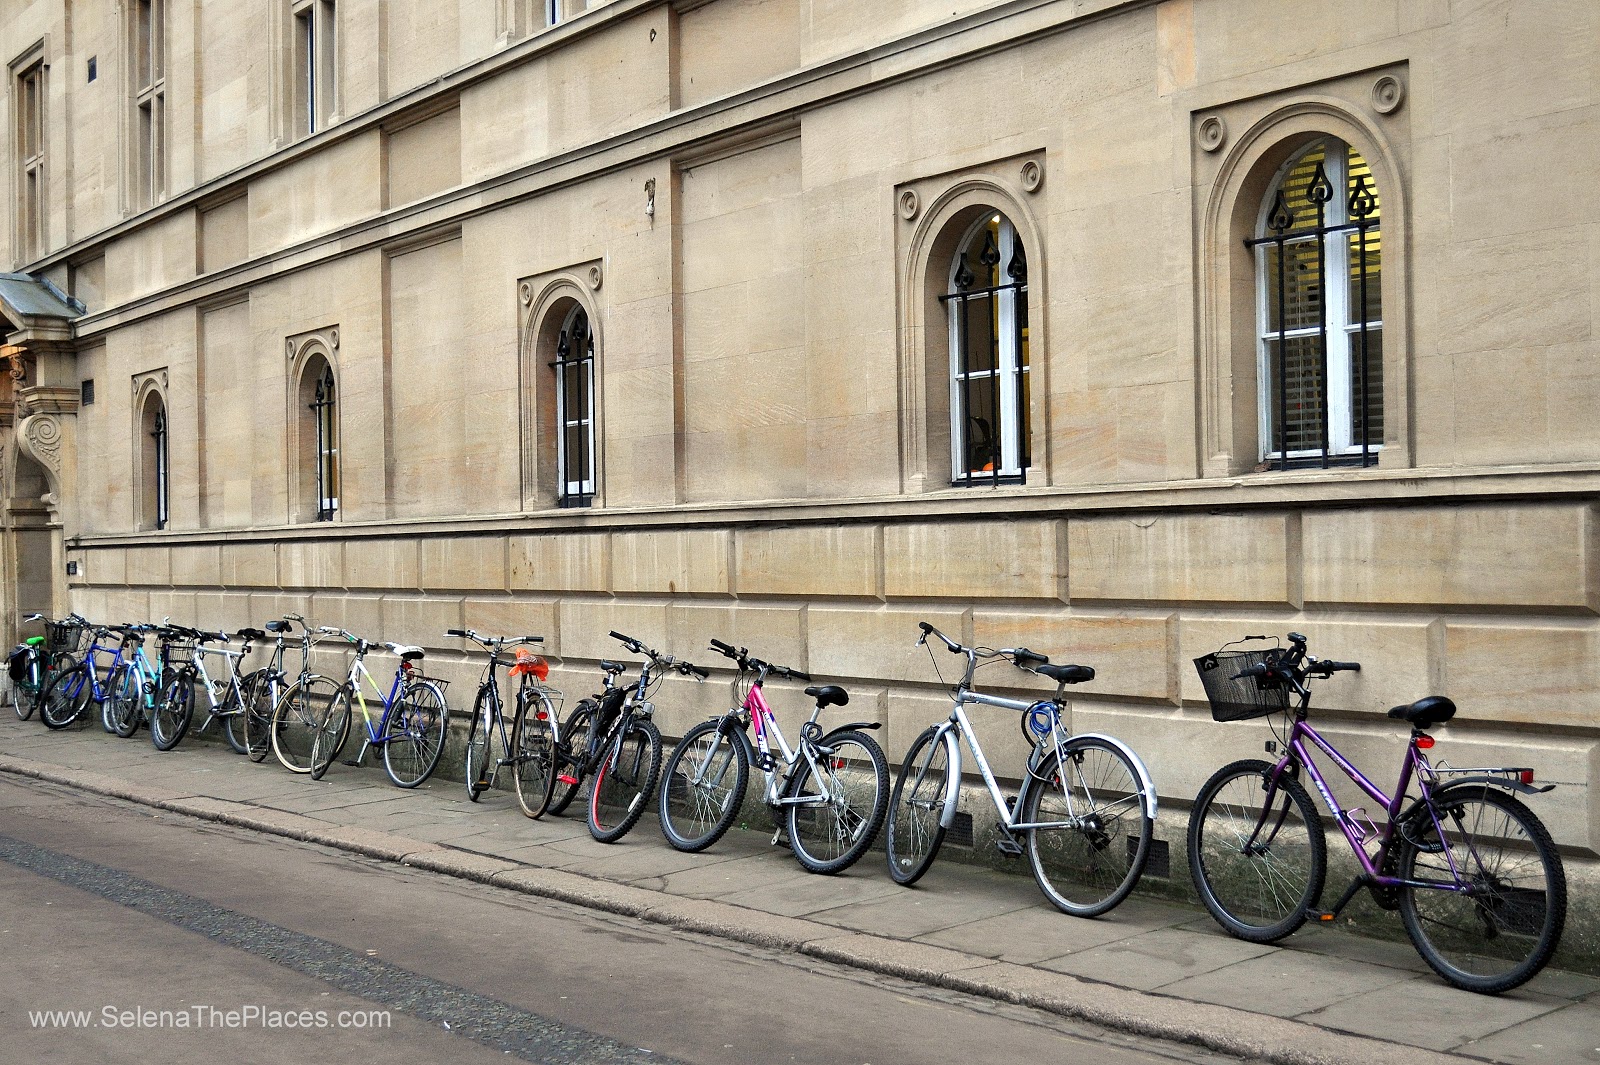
0;756;1470;1065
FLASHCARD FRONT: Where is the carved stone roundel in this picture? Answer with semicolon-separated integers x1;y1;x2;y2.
1371;75;1405;115
1020;160;1043;193
1197;115;1227;153
898;189;919;221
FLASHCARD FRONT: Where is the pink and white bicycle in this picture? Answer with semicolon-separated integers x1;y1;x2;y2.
657;638;889;875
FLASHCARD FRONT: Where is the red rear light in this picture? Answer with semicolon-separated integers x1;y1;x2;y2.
1521;769;1535;785
1416;734;1435;749
536;710;548;721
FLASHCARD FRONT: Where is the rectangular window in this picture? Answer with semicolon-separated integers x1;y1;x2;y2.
15;56;45;261
292;0;337;138
132;0;166;207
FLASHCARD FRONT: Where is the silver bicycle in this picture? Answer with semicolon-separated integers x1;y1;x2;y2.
885;622;1158;917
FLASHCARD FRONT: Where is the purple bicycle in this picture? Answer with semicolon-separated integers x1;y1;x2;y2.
1188;633;1566;993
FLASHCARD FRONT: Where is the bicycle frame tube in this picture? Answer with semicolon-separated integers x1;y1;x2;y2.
743;684;800;802
348;658;404;743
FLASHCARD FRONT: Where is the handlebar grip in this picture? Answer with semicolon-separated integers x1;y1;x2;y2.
917;621;934;634
608;630;629;642
684;663;709;679
523;635;544;643
790;668;813;682
1013;647;1048;667
445;629;466;637
1231;663;1271;680
709;638;735;654
1323;660;1362;673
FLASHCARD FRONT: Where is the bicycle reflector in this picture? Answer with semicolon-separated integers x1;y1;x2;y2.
1026;701;1056;737
1416;734;1435;749
510;649;550;681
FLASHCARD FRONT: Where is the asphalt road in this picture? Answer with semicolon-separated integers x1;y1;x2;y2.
0;774;1240;1065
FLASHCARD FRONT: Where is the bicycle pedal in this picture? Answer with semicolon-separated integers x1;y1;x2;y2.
1308;911;1337;922
558;774;579;786
993;834;1024;857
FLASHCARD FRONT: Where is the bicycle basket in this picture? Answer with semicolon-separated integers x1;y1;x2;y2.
1194;649;1288;722
45;620;85;655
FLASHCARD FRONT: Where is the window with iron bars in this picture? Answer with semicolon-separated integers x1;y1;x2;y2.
551;305;595;507
310;363;338;520
942;214;1030;487
149;401;169;530
1249;138;1382;470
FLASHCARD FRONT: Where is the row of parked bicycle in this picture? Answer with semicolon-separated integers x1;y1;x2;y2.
5;610;1569;994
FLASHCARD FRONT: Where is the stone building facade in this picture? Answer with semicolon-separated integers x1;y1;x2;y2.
1;0;1596;929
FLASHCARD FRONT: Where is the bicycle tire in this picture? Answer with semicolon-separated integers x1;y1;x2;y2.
1023;737;1153;917
151;673;194;751
382;681;449;788
99;663;122;733
108;665;144;738
784;729;890;875
510;690;558;819
659;718;749;853
465;688;495;801
242;670;277;762
1189;758;1326;942
271;676;339;774
39;665;90;730
310;689;353;780
8;669;29;721
885;726;952;886
547;703;595;817
588;717;662;843
1397;786;1567;993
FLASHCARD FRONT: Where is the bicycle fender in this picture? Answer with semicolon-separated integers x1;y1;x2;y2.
1024;733;1160;820
933;727;962;830
821;721;881;739
716;715;757;765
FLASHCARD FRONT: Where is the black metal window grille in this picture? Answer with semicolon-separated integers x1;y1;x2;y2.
551;306;595;508
1247;139;1382;470
151;402;168;530
940;214;1030;487
310;363;338;521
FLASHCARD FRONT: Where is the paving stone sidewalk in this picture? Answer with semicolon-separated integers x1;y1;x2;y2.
2;716;1596;1065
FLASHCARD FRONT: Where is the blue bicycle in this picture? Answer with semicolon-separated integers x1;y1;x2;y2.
104;624;167;738
40;625;134;730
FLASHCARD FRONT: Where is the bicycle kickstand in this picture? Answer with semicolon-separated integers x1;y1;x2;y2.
343;740;370;768
1308;875;1365;924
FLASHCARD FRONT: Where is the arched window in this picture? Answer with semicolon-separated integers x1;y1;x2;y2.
1250;138;1382;468
138;391;168;529
552;303;595;507
945;213;1029;485
295;353;338;521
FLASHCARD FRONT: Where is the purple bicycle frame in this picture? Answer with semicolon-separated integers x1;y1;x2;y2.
1261;717;1468;893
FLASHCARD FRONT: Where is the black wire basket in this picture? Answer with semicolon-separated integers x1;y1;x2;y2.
45;620;86;656
1194;648;1289;722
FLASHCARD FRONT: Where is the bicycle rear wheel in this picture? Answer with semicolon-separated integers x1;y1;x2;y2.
659;718;749;853
511;691;558;819
10;652;40;721
886;727;952;886
271;676;339;774
1022;737;1153;917
784;730;889;875
547;703;595;816
1188;758;1326;943
310;690;353;780
39;665;90;730
588;717;662;843
151;673;195;751
382;681;449;788
1397;786;1567;993
99;665;122;733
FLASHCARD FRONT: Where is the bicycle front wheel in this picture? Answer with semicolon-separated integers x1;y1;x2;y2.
1397;786;1567;993
151;673;194;751
1022;737;1153;917
886;727;952;886
242;670;277;762
547;703;595;817
383;682;449;788
784;729;889;875
39;665;90;730
108;665;144;738
659;718;749;853
310;690;353;781
1188;758;1326;942
271;676;339;774
511;691;558;819
588;717;662;843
